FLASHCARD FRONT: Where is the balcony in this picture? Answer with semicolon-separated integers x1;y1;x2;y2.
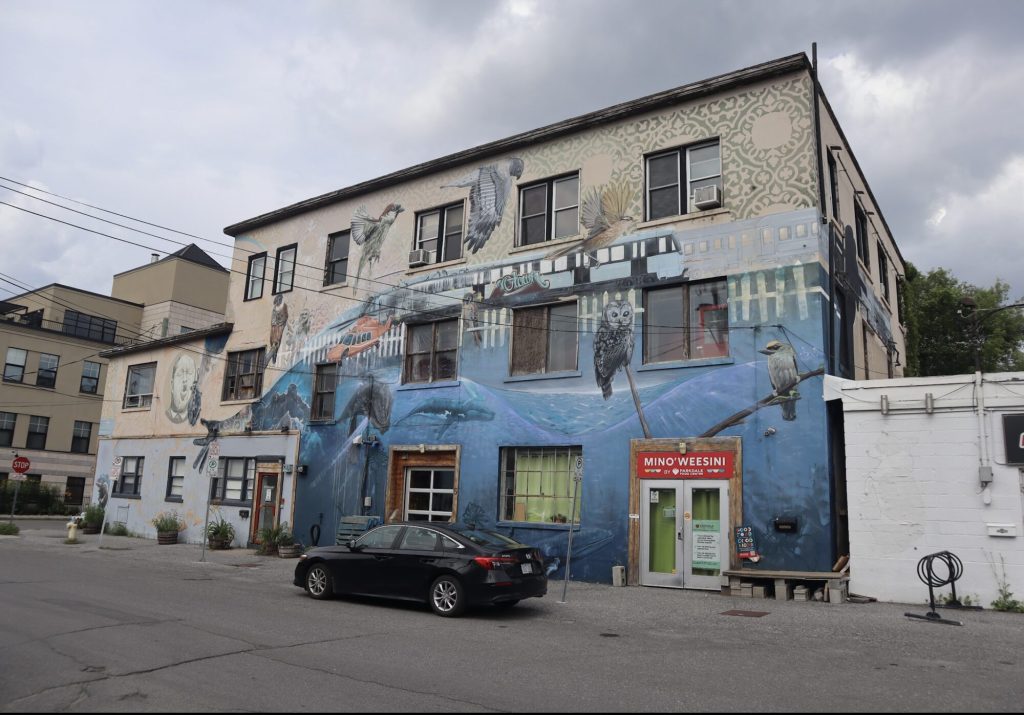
1;313;138;347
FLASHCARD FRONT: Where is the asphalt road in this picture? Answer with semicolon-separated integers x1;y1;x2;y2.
1;526;1022;712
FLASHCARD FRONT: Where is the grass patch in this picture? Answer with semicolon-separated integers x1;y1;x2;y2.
0;522;19;536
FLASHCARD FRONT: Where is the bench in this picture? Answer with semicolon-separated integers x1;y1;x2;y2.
334;515;380;545
723;569;849;602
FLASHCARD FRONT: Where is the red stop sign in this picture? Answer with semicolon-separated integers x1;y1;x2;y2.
12;456;30;474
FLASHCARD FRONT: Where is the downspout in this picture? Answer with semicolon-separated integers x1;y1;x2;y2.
811;42;834;375
975;370;993;505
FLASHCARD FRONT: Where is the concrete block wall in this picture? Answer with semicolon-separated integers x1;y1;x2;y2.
836;374;1024;606
140;301;225;339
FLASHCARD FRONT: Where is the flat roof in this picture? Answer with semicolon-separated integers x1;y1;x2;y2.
3;282;144;308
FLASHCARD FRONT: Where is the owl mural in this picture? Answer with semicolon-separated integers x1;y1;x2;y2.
593;300;635;399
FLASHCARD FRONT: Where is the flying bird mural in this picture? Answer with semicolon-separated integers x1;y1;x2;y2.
760;339;799;420
593;300;635;400
441;157;524;253
546;181;635;264
352;203;404;285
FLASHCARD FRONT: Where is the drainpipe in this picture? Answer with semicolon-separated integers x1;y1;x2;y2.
810;42;835;375
976;369;993;505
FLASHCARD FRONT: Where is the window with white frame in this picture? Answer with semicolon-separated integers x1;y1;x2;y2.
404;468;455;522
80;361;101;394
273;244;297;294
36;353;59;388
222;348;265;401
324;230;350;286
414;202;464;264
123;362;156;409
518;173;580;246
245;252;267;300
26;415;48;450
403;320;458;384
645;140;722;220
3;348;26;383
114;456;143;496
500;446;582;524
166;456;185;501
855;203;870;269
0;412;15;447
510;302;578;376
212;457;254;503
70;421;92;454
643;279;729;363
878;241;891;304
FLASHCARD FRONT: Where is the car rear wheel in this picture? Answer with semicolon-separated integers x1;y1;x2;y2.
429;575;466;617
305;563;332;600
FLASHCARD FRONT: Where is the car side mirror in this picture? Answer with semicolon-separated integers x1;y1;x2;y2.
348;540;361;551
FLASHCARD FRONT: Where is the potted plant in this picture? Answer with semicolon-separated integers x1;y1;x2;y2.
276;525;302;558
152;511;184;545
257;523;284;555
206;517;235;550
81;504;104;534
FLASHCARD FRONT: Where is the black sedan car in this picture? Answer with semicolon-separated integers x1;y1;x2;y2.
294;522;547;617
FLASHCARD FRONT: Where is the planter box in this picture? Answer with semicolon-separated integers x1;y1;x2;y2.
157;531;179;545
277;544;302;558
81;525;101;535
207;537;231;550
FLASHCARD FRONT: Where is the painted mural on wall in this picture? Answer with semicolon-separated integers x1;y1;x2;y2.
207;206;836;579
165;352;198;424
441;158;524;253
352;203;404;286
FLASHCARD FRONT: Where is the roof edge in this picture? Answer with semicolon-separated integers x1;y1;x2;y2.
224;53;810;237
99;322;234;358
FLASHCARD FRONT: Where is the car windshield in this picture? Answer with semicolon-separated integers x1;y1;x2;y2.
446;525;524;548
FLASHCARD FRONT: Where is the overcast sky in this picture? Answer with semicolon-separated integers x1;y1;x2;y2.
2;0;1022;306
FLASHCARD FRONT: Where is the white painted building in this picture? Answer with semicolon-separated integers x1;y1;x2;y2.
828;372;1024;605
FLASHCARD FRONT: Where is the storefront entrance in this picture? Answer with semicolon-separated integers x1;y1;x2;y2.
640;480;729;590
251;472;279;543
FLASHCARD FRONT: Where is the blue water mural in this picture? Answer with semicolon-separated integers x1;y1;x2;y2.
235;209;837;580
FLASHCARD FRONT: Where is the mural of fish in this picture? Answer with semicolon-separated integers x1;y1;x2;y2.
395;398;495;437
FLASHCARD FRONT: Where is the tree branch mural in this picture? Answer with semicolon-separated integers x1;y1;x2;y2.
699;367;825;437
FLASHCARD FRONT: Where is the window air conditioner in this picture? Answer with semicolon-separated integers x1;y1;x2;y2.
408;249;430;267
693;185;721;210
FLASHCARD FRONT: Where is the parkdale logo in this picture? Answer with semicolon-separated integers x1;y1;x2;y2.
636;452;734;479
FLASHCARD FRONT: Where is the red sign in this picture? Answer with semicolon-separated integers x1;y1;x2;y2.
12;456;31;474
637;451;734;479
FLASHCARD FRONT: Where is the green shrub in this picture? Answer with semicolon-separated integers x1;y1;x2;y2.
277;526;296;546
151;511;184;532
0;522;19;536
82;504;105;527
105;522;129;536
206;517;235;541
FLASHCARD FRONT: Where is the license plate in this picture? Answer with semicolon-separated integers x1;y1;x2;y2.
521;562;533;574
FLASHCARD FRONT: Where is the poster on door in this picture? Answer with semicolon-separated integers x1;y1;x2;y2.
692;519;721;570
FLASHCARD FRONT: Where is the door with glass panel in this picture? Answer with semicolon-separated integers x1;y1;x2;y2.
641;479;729;590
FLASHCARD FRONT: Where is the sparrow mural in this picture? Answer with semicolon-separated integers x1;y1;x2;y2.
352;203;404;286
760;339;800;420
441;157;524;253
593;300;636;399
546;181;636;265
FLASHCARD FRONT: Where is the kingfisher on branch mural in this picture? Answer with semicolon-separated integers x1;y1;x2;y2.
760;339;800;420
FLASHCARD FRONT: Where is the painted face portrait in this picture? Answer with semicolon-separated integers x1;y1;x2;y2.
166;353;198;423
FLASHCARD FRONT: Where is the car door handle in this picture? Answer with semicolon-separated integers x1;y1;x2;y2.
419;557;437;564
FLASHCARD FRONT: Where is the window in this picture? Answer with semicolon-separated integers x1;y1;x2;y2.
519;173;580;246
500;446;582;524
828;152;840;221
510;302;578;376
0;412;15;447
123;362;156;409
878;242;891;304
212;457;254;503
26;415;49;450
414;202;464;264
62;310;117;343
646;140;722;220
403;320;458;384
36;353;59;388
80;361;101;394
643;279;729;363
405;468;455;522
245;252;267;300
4;348;26;383
398;525;441;550
71;421;92;454
273;244;297;294
222;348;265;401
324;230;350;286
311;363;337;421
166;456;185;501
114;456;143;496
354;525;403;549
855;203;870;269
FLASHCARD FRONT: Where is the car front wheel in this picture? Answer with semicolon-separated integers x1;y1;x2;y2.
429;575;466;617
305;563;332;600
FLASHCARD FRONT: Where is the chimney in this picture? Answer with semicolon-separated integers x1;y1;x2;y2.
150;253;159;263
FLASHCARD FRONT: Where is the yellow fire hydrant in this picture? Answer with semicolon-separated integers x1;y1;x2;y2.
66;519;79;542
